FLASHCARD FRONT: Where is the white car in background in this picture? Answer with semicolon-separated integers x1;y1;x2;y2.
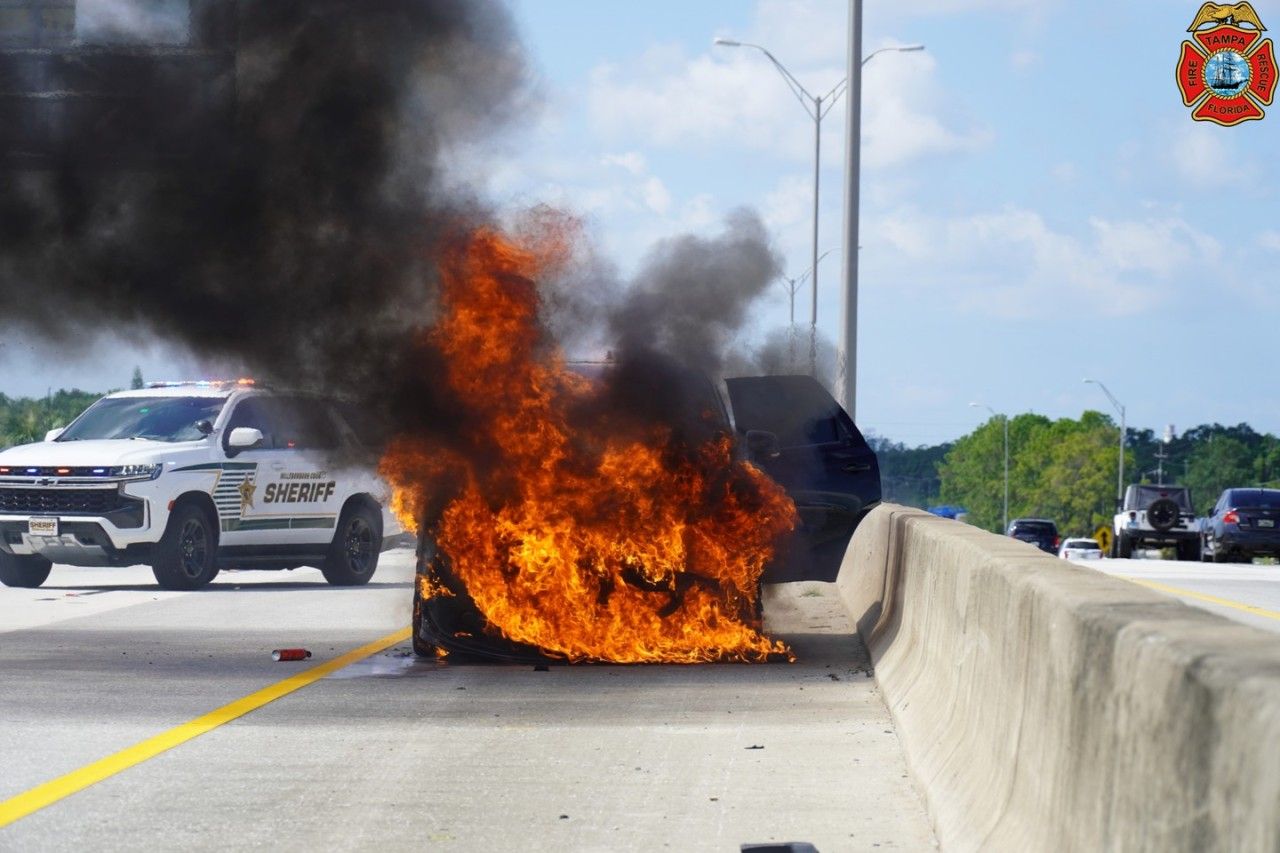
1059;538;1103;560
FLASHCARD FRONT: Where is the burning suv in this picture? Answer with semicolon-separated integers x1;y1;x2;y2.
410;372;882;662
0;381;402;590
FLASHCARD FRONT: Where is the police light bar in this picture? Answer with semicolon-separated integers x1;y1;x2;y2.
147;378;258;388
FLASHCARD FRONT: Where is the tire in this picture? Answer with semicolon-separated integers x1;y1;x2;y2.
1148;498;1179;532
1176;540;1198;562
411;580;436;658
322;502;382;586
1118;533;1133;559
0;552;53;588
152;503;219;591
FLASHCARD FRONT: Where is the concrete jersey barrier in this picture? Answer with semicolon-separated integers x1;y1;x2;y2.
838;503;1280;851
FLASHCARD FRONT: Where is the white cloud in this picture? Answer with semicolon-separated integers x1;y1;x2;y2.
600;151;647;175
641;177;672;214
1169;122;1257;187
867;207;1220;319
1051;161;1077;182
1010;49;1038;69
761;173;813;236
1089;217;1220;278
1259;231;1280;252
589;42;984;171
861;50;990;169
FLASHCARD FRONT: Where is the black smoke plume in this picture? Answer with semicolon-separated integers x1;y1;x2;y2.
0;1;787;458
0;0;527;440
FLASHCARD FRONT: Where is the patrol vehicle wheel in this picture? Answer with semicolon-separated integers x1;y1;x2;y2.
0;553;53;588
322;504;381;586
153;504;219;590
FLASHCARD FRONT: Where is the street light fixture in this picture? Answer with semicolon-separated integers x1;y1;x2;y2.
863;44;926;65
970;402;1009;533
1084;378;1127;510
714;37;923;383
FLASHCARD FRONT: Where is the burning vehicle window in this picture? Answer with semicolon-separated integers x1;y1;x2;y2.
58;396;225;443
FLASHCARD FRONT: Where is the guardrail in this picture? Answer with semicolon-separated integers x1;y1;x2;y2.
838;503;1280;851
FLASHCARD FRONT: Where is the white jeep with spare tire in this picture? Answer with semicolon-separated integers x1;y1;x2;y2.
1112;484;1199;561
0;381;402;590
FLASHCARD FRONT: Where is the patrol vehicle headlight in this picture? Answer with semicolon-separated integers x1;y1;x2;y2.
115;464;163;481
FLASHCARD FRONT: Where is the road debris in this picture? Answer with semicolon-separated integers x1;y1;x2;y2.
272;648;312;662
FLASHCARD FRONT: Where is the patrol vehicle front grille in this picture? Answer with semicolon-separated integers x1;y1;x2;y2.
0;488;130;516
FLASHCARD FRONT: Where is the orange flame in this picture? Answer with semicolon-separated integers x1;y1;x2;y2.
381;224;796;663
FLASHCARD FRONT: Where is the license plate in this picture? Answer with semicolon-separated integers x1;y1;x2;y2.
28;517;58;536
1259;519;1276;528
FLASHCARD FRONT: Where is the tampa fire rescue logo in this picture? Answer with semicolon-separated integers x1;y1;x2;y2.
1177;2;1277;125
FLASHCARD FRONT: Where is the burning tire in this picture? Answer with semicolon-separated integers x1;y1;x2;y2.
410;581;435;658
0;553;53;588
322;502;381;586
152;503;220;590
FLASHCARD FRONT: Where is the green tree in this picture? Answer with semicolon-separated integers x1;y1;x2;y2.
939;411;1126;535
1183;436;1255;513
1017;411;1119;535
0;390;100;449
130;366;144;390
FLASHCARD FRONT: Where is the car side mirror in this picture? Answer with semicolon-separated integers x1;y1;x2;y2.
44;427;65;442
226;427;265;456
744;430;781;463
195;419;214;437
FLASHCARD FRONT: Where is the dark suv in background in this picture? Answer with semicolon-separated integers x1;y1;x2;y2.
1007;518;1060;553
1201;488;1280;563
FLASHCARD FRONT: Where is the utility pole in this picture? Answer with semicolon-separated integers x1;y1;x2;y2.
838;0;863;418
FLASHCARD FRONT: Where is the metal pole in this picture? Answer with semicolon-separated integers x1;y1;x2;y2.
838;0;863;418
810;98;822;378
1002;415;1009;532
1084;379;1126;510
1118;405;1126;508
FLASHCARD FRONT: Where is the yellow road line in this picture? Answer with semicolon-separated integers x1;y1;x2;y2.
1130;579;1280;623
0;627;410;829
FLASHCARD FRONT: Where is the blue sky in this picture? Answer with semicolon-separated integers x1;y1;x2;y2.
4;0;1278;446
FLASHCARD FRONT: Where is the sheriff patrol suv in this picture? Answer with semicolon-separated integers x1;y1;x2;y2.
0;381;402;590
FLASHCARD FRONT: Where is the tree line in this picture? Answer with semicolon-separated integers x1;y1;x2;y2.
874;414;1280;536
0;389;104;450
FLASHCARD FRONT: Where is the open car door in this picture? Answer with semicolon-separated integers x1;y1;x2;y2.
725;375;881;583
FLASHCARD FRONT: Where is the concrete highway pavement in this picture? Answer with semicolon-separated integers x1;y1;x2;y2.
1073;556;1280;635
0;553;935;851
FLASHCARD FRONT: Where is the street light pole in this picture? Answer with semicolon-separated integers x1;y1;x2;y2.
1084;378;1127;510
714;35;921;385
838;7;925;416
970;402;1009;532
838;0;862;417
780;249;833;373
714;38;844;378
